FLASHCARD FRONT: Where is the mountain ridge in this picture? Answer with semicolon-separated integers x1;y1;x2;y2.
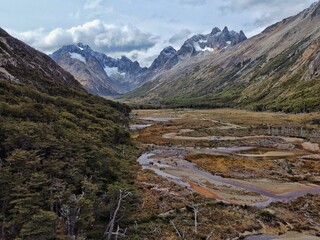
50;27;247;96
122;1;320;112
0;28;81;94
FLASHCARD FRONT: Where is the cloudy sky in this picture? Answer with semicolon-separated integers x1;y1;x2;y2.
1;0;316;66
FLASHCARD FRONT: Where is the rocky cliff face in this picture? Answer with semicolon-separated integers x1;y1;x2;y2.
123;2;320;112
0;28;80;92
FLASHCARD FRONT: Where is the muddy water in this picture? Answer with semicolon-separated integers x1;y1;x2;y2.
139;117;180;122
183;146;304;160
163;132;304;143
243;232;320;240
129;124;152;131
138;153;190;188
243;235;276;240
138;151;320;206
134;117;320;206
163;130;319;156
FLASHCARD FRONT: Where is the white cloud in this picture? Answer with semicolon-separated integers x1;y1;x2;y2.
169;29;191;46
245;26;267;38
220;0;315;27
7;19;157;54
179;0;207;6
84;0;103;10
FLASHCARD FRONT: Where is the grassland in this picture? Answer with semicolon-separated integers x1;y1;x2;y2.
131;108;320;239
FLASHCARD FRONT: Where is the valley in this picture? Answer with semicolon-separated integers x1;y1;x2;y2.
1;1;320;239
131;109;320;239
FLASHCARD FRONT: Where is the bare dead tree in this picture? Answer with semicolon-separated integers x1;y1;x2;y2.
170;220;184;239
114;225;127;240
134;220;138;233
60;193;83;240
206;230;214;240
188;204;199;233
104;190;131;240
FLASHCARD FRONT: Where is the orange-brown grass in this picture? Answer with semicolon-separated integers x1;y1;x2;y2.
135;122;219;147
186;153;279;179
295;160;320;177
184;179;221;199
134;169;320;239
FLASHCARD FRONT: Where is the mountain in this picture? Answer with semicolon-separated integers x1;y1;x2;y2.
50;43;120;96
0;28;135;239
50;43;147;96
176;27;247;59
123;2;320;112
51;27;246;97
149;46;178;71
0;28;80;92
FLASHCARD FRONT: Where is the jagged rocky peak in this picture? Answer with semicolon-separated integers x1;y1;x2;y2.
117;55;141;72
222;26;229;33
239;30;247;42
162;46;177;55
150;46;178;70
149;26;247;72
51;43;87;62
177;26;247;58
76;42;90;50
211;27;221;35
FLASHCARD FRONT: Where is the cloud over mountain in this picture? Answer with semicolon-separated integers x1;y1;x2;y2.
169;29;192;45
220;0;314;27
179;0;207;6
8;20;157;54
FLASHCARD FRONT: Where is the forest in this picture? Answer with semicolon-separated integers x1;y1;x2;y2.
0;78;139;239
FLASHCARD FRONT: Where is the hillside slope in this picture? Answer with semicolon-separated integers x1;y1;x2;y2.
123;2;320;112
0;28;136;239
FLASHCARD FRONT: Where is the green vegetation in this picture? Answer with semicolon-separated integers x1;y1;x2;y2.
0;79;138;239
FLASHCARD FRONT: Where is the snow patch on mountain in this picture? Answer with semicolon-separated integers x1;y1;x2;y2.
194;42;215;52
104;66;125;76
70;53;86;63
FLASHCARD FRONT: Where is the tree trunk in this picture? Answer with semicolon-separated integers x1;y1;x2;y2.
103;190;130;240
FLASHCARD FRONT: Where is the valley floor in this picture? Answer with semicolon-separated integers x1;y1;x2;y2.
130;108;320;240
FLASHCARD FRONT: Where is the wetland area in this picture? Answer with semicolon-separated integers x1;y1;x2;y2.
130;109;320;240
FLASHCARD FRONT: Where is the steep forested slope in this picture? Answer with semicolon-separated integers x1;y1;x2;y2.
0;28;137;239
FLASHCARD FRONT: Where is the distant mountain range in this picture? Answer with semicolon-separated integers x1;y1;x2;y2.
49;1;320;113
50;27;246;97
123;1;320;112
